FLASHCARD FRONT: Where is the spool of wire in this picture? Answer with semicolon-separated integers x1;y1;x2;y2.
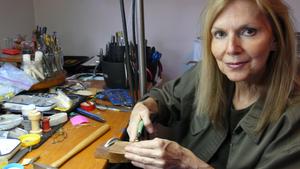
42;117;51;132
80;101;96;111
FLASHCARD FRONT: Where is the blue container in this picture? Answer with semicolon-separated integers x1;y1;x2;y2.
3;163;24;169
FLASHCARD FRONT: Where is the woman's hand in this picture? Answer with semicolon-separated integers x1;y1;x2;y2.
125;138;213;169
127;97;158;142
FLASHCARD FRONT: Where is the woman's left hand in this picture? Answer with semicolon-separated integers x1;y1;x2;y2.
124;138;213;169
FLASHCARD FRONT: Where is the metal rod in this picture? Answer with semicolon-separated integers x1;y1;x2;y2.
137;0;146;97
120;0;135;102
132;0;139;102
132;0;137;45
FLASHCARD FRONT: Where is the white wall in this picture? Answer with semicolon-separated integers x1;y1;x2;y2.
33;0;127;56
33;0;205;80
286;0;300;31
30;0;300;80
0;0;35;48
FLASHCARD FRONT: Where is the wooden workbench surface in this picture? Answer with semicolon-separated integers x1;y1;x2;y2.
24;107;130;169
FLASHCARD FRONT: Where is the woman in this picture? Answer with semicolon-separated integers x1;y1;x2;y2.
125;0;300;168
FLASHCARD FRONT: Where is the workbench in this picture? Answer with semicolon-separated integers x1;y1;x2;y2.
0;54;132;168
23;101;131;169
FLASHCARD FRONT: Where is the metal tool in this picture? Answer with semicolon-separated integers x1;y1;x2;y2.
104;137;119;148
21;155;40;165
95;104;131;112
135;120;144;141
120;0;135;100
76;108;106;122
9;148;29;164
9;134;41;164
33;124;110;169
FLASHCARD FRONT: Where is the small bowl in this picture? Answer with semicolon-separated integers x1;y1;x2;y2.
3;163;24;169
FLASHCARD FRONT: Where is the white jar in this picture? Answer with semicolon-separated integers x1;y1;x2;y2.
21;104;36;117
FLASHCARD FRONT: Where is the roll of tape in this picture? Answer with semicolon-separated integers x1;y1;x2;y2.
49;113;68;127
19;134;41;147
80;101;96;111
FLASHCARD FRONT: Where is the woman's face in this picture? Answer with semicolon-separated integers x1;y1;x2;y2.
211;0;275;83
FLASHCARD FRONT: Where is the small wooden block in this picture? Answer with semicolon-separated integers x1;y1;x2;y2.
95;141;130;163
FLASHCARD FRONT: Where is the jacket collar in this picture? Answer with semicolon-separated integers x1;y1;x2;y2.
239;97;266;144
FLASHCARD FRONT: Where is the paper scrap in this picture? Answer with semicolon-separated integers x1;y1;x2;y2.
70;115;89;126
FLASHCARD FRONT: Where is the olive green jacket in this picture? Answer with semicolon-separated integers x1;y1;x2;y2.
148;63;300;169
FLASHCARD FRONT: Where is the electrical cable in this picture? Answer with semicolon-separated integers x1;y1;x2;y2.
120;0;135;103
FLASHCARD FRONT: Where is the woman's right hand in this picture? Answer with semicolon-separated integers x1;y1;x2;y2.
127;97;158;142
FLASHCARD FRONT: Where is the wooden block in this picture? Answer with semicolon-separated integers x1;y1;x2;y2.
95;141;130;163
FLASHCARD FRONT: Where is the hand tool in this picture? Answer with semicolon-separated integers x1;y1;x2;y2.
21;155;40;165
120;0;135;100
95;138;129;163
33;124;110;169
76;108;106;122
103;137;119;148
9;148;29;164
95;104;131;112
135;120;144;141
9;134;41;164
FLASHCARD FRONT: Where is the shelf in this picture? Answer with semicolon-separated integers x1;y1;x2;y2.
30;71;66;91
0;54;22;63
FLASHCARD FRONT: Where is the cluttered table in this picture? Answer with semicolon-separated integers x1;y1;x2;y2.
0;27;160;169
22;101;131;169
0;75;133;169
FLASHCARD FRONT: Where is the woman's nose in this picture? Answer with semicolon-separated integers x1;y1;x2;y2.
226;35;242;55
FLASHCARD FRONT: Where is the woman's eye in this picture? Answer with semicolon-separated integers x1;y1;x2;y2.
241;28;257;37
213;31;227;39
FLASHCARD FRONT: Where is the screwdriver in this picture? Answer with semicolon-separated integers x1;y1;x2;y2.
135;120;144;141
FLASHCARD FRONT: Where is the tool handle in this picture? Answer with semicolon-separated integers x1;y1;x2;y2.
9;148;29;163
76;108;106;122
51;124;110;167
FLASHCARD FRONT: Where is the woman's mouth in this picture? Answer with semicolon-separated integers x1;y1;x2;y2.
226;61;248;69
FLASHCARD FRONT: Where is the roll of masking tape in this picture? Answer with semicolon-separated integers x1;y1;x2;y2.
19;134;41;147
49;113;68;127
80;101;96;111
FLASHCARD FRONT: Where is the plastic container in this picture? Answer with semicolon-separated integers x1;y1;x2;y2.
101;60;126;89
3;163;23;169
0;114;23;131
0;138;21;161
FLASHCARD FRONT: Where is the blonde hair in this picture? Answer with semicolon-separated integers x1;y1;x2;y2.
195;0;297;132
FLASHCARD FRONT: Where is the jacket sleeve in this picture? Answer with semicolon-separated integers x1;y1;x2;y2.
255;105;300;169
146;63;201;126
256;144;300;169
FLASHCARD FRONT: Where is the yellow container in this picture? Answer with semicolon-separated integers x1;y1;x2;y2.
19;134;41;147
